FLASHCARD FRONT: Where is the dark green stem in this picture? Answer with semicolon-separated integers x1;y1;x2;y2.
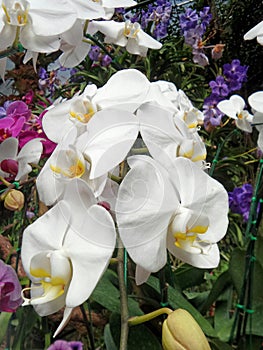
117;232;129;350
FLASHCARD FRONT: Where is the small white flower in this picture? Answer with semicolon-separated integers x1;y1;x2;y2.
217;95;253;132
90;20;162;56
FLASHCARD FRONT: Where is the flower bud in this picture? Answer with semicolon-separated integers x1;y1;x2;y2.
162;309;211;350
4;190;24;211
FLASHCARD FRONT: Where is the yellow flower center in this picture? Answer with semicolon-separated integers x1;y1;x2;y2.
2;1;28;26
124;21;140;38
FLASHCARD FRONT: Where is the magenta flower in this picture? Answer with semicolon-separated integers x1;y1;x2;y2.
0;260;23;312
0;117;25;142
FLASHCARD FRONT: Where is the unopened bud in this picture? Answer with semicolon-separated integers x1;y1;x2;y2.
162;309;211;350
4;190;24;211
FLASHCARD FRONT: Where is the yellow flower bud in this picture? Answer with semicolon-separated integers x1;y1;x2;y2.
4;190;24;211
162;309;211;350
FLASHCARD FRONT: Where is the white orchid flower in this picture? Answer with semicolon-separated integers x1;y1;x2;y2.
248;91;263;114
244;20;263;45
42;69;150;143
21;179;116;337
217;95;253;132
0;137;43;181
75;108;139;179
37;130;107;206
0;0;77;52
90;20;162;57
138;102;207;171
248;91;263;151
115;156;228;284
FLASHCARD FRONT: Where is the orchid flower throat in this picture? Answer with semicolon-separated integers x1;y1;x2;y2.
169;208;209;253
50;149;86;179
69;99;97;124
22;252;72;306
124;21;140;38
2;0;29;26
237;110;249;120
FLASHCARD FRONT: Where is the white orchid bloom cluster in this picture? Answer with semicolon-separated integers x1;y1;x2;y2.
21;69;229;336
0;0;163;79
217;91;263;152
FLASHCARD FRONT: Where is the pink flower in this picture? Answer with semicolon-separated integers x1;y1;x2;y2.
0;117;25;142
0;260;23;312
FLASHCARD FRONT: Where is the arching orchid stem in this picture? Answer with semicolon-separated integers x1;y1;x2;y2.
117;230;129;350
109;173;122;184
128;307;173;326
84;34;122;70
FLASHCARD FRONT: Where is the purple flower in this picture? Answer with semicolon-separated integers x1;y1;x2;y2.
47;340;83;350
209;76;229;96
101;54;112;67
203;93;224;127
199;7;212;29
192;49;209;66
88;45;101;61
228;184;255;222
223;59;248;92
0;260;23;312
179;8;199;31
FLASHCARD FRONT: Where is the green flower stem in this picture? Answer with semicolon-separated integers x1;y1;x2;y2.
79;303;95;350
128;308;173;326
230;159;263;345
209;129;239;177
117;231;129;350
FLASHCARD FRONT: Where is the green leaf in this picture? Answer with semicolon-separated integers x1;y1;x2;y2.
200;270;232;314
104;324;118;350
173;264;206;290
146;276;217;337
0;312;12;344
91;270;143;316
209;338;234;350
109;313;162;350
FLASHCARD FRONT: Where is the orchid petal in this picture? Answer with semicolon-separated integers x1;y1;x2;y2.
93;69;150;112
0;137;18;162
64;204;116;307
170;157;228;242
42;99;77;143
248;91;263;113
116;155;179;272
0;23;16;50
53;307;73;337
138;102;185;169
16;138;43;180
167;236;220;268
76;109;139;179
28;0;77;36
20;24;60;53
21;201;71;275
135;265;151;285
244;20;263;40
59;41;91;68
68;0;105;19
